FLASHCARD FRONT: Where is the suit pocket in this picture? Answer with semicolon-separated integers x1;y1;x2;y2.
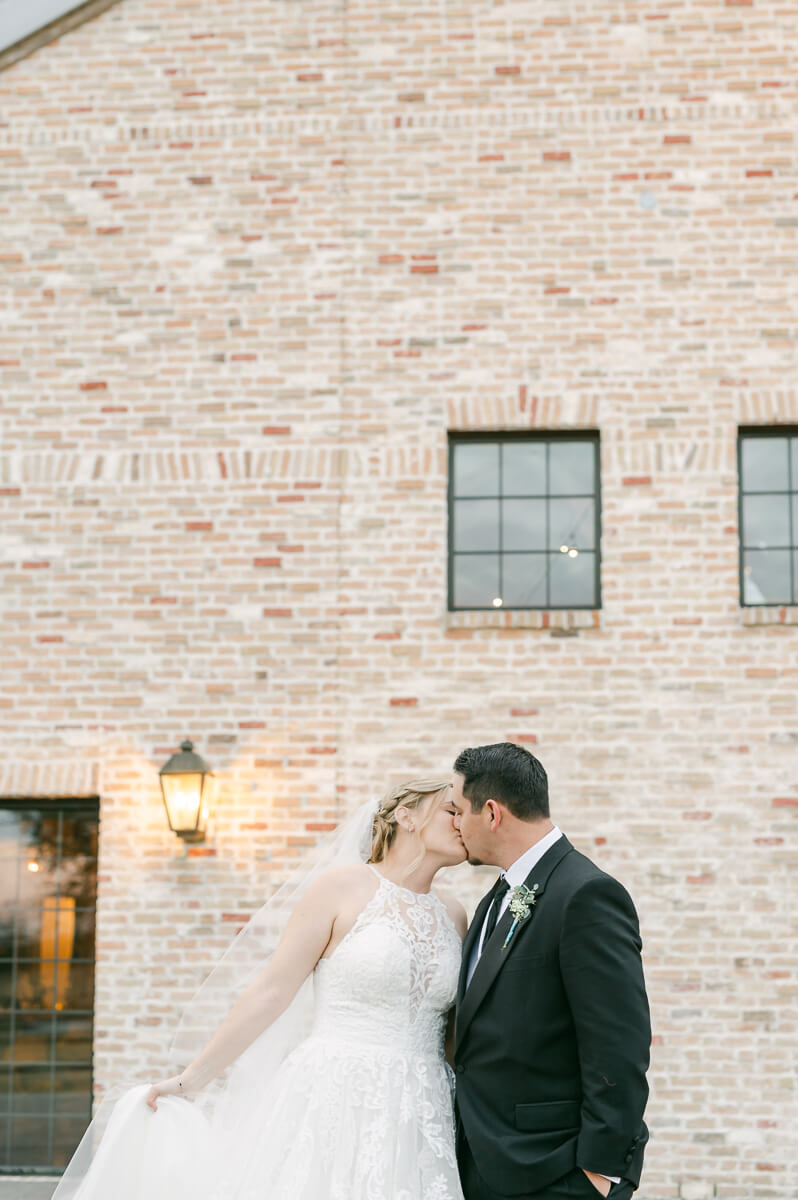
514;1099;580;1133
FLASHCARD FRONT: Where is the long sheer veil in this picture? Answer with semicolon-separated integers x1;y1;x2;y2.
51;798;381;1200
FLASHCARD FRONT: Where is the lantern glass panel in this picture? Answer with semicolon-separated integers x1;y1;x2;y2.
161;773;204;834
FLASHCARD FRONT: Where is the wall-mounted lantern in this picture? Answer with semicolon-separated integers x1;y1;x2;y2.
158;739;214;843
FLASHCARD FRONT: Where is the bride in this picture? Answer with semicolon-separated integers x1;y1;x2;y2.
56;779;468;1200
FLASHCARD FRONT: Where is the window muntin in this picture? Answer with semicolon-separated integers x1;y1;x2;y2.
739;430;798;606
449;435;601;611
0;801;98;1171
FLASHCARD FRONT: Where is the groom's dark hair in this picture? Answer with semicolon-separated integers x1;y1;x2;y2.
454;742;549;821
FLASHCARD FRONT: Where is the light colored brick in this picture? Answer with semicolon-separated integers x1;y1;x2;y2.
1;0;798;1193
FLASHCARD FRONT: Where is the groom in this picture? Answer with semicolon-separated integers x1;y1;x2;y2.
451;743;650;1200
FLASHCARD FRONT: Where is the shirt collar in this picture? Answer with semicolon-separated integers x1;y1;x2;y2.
503;826;563;888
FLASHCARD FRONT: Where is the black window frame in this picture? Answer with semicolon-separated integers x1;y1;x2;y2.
447;431;602;612
0;796;99;1175
738;426;798;608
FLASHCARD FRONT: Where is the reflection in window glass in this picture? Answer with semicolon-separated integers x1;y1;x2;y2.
742;495;790;548
452;442;499;497
502;442;546;495
453;499;500;552
450;436;600;610
739;432;797;606
452;553;500;608
549;441;595;496
741;437;789;493
549;497;596;553
742;550;791;605
0;802;98;1171
502;499;547;551
550;552;597;607
502;555;548;608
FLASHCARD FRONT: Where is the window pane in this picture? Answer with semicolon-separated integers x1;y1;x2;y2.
549;497;596;552
550;550;597;607
742;495;790;548
60;814;99;860
742;550;791;604
503;499;547;550
0;808;21;839
0;915;13;959
72;910;96;960
453;443;499;497
502;442;546;495
0;961;11;1011
13;812;44;853
52;1115;89;1166
549;441;595;496
0;803;96;1171
453;499;500;552
10;1116;52;1166
58;859;98;908
62;962;95;1012
794;551;798;605
53;1066;91;1116
502;555;548;608
13;1063;52;1111
14;960;94;1012
12;1014;52;1063
452;554;500;608
792;438;798;488
741;437;789;492
55;1015;92;1063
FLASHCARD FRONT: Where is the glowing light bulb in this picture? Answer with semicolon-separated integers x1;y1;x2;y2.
492;597;503;608
560;544;569;554
568;547;579;558
27;860;40;873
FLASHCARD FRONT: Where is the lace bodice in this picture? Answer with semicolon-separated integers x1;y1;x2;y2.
312;870;462;1059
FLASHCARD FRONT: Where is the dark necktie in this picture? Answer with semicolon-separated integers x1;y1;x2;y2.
482;877;510;945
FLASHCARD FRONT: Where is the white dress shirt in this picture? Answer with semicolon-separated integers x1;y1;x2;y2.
465;826;619;1188
466;825;562;987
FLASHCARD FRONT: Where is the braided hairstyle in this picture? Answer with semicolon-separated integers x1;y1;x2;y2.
370;778;451;865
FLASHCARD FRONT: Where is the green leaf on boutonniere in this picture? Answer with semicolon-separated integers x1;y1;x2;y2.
502;883;539;950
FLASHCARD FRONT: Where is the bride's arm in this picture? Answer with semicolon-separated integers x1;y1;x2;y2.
145;867;350;1110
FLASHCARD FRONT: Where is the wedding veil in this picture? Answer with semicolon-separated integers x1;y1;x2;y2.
50;798;382;1200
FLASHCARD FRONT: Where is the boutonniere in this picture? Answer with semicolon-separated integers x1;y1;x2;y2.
502;883;539;950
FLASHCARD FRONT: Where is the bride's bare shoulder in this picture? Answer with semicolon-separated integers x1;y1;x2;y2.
311;862;377;897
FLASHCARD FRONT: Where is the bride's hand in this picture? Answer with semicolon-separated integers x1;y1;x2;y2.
145;1075;191;1111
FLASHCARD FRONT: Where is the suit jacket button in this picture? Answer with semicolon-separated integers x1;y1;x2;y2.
625;1152;633;1163
456;1064;465;1074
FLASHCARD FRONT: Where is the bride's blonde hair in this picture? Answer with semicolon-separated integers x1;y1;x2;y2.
370;778;451;871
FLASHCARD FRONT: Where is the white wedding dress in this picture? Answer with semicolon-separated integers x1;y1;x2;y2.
68;868;465;1200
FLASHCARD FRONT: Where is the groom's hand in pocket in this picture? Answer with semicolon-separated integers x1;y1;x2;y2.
581;1169;612;1197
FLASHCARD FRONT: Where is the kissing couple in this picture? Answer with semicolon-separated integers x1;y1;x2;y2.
57;742;650;1200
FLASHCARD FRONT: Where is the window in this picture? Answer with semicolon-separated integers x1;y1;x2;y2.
0;800;98;1172
739;429;798;606
448;434;601;610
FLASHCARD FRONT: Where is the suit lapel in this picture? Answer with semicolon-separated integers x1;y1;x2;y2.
455;836;574;1052
457;875;504;1008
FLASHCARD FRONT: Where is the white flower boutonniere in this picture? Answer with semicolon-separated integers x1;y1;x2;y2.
502;883;540;950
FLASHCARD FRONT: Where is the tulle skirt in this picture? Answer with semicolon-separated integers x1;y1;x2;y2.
70;1034;464;1200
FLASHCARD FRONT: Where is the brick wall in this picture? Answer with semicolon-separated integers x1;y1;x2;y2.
1;1;797;1195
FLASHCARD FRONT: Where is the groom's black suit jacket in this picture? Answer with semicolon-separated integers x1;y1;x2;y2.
454;837;650;1197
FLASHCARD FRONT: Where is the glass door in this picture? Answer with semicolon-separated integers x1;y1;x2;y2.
0;799;99;1171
